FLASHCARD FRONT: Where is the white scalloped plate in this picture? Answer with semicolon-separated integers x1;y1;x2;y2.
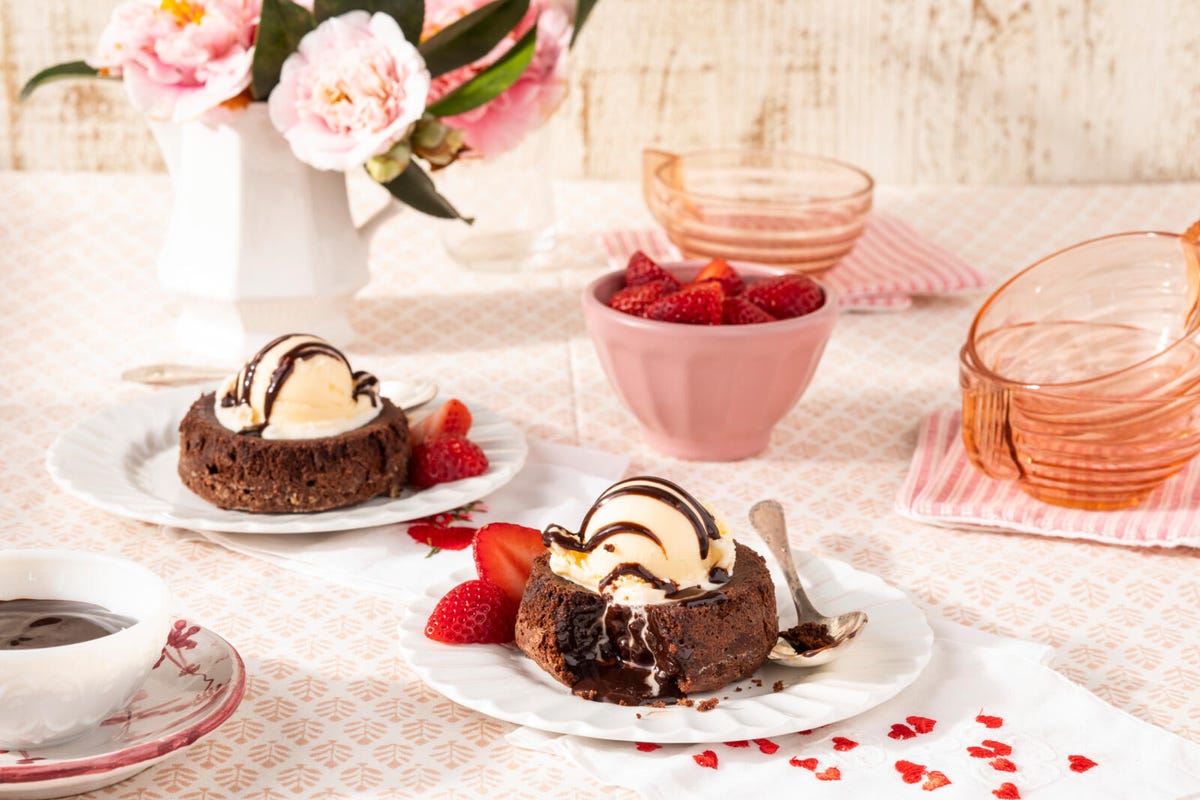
46;385;528;534
398;552;933;743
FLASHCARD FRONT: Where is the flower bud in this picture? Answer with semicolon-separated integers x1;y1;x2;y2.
410;116;467;169
366;140;412;183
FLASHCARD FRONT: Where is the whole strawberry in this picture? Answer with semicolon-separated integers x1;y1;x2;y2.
424;578;517;643
625;251;682;291
645;281;723;325
608;279;673;317
409;434;489;489
743;274;824;319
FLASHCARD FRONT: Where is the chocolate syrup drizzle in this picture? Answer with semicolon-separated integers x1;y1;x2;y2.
543;476;728;596
219;334;379;435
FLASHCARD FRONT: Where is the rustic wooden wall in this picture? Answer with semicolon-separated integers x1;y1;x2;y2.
4;0;1200;183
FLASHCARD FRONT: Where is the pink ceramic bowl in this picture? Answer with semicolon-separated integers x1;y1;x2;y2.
582;262;837;461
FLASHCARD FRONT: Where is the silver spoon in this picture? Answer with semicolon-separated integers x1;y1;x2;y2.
748;499;868;668
120;364;438;413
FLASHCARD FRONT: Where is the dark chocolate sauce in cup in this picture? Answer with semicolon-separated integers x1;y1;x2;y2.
0;599;136;650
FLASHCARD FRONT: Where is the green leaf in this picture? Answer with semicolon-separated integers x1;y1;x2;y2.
251;0;315;100
313;0;424;44
426;22;536;117
419;0;529;78
19;61;106;101
379;160;472;221
570;0;598;47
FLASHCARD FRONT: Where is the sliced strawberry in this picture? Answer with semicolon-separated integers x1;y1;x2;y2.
625;251;681;290
409;434;489;489
424;579;517;644
743;274;825;319
473;522;546;603
722;295;777;325
608;280;673;317
695;258;745;296
645;281;723;325
406;524;477;551
410;398;473;446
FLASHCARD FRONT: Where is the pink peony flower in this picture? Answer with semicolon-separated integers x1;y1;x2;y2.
424;0;571;158
268;11;430;171
90;0;261;122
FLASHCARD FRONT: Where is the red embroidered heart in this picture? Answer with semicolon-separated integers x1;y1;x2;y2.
789;757;818;770
992;783;1020;799
907;715;937;734
815;767;841;781
635;742;660;752
977;713;1004;729
797;729;814;735
831;736;858;751
1068;754;1098;773
982;740;1013;756
693;750;718;769
895;760;927;784
723;740;749;748
923;770;951;791
888;723;918;740
968;746;997;758
753;738;779;754
990;758;1016;772
406;524;477;551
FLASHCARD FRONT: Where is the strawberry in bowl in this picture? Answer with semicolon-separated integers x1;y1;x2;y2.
582;252;837;461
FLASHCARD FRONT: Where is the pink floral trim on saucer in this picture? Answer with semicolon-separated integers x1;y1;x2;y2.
0;620;246;785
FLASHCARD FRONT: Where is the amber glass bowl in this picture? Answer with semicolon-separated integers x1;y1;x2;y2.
642;148;873;273
960;231;1200;510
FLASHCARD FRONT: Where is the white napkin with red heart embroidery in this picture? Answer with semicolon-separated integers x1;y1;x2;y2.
163;439;629;602
508;618;1200;799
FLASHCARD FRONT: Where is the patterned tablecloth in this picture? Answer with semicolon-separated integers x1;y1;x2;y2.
1;172;1198;799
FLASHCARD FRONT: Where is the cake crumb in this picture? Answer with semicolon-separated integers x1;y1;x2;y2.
780;621;835;652
636;713;642;719
735;687;742;692
677;698;695;707
752;679;763;687
650;700;667;708
696;698;719;712
773;680;785;692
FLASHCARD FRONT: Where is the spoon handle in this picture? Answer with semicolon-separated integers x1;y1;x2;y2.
121;363;229;386
748;499;824;623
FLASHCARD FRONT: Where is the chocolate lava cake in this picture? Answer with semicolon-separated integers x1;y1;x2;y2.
177;392;410;513
514;541;777;703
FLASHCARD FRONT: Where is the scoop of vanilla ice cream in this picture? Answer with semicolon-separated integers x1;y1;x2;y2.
546;476;736;605
214;334;381;440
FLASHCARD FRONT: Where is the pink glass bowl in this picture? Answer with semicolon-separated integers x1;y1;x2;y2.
582;262;837;461
642;149;873;274
961;230;1200;510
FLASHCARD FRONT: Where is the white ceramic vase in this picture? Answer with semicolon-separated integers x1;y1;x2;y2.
150;104;395;362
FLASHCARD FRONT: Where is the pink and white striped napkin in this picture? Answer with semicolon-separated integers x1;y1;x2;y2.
599;213;987;312
895;408;1200;548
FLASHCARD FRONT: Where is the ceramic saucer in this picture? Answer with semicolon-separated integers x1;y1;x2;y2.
0;621;246;800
